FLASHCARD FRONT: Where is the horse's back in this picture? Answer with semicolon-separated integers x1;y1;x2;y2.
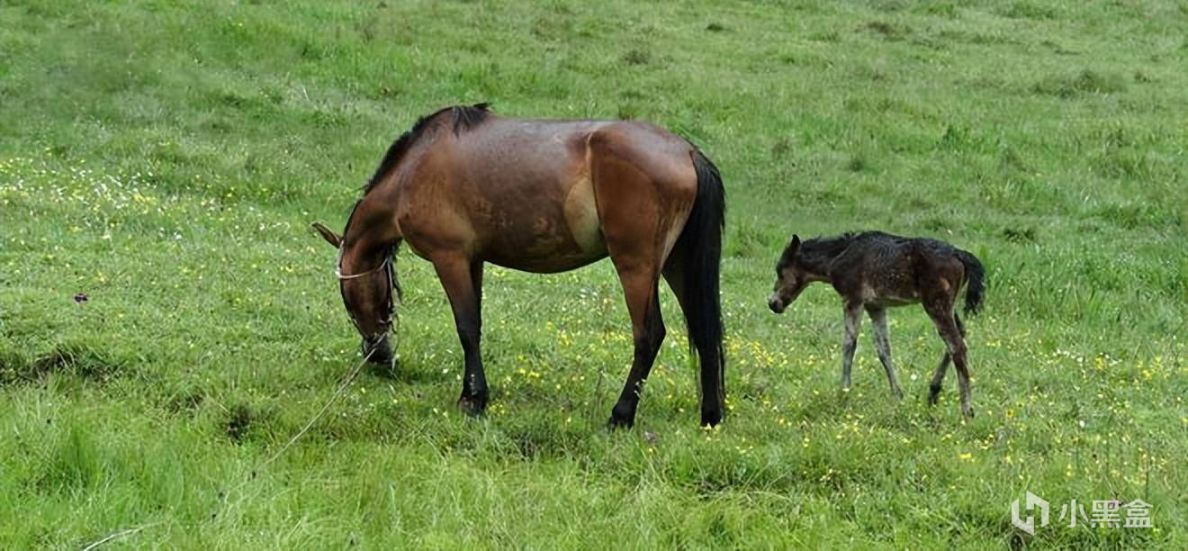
397;116;697;273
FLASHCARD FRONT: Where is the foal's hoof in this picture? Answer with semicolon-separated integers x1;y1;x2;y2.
927;387;942;407
457;395;488;417
962;406;976;419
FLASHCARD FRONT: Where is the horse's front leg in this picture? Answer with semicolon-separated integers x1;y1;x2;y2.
432;254;487;415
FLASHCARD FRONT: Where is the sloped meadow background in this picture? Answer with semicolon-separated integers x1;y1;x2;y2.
0;1;1185;548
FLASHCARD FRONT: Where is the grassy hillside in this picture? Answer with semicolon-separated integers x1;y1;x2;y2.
1;0;1185;548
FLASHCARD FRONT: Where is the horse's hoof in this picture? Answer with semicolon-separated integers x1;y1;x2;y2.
606;402;637;430
962;406;976;419
607;417;634;430
457;395;487;417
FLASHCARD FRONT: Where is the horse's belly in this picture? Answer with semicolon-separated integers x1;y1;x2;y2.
485;246;607;273
483;217;606;273
478;172;607;273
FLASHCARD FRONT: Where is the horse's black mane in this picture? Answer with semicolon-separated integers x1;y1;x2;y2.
362;102;491;194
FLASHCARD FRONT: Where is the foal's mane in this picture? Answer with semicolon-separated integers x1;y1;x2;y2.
362;102;491;195
800;232;860;265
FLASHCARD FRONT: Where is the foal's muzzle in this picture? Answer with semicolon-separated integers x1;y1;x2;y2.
768;295;788;314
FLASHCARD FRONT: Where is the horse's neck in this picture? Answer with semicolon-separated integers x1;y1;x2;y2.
341;198;398;274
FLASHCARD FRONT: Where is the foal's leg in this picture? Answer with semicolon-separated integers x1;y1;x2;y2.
925;305;973;418
928;352;950;406
927;314;963;406
867;306;904;399
608;267;665;428
432;254;487;415
841;301;863;390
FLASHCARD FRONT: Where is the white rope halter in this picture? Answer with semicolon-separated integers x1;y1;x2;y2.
335;244;391;280
335;255;391;280
334;244;396;342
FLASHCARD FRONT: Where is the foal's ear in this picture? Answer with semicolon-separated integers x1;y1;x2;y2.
779;234;801;265
311;222;342;248
784;234;801;255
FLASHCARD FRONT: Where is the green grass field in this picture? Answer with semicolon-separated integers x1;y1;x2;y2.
1;0;1185;548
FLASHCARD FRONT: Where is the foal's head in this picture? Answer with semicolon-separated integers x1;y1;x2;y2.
312;222;397;366
769;234;810;314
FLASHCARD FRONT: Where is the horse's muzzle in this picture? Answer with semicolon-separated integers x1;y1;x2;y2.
363;335;394;365
768;296;787;314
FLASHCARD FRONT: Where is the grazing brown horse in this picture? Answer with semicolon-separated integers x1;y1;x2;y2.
767;231;985;418
312;104;726;428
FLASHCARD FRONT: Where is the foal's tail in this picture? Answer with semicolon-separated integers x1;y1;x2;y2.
956;249;985;315
676;147;726;426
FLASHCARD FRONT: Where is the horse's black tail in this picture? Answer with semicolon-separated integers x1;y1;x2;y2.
674;147;726;426
956;249;985;315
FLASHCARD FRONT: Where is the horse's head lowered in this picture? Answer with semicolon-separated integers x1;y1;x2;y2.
312;222;397;366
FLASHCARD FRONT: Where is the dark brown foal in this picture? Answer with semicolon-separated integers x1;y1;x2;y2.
313;104;726;428
768;231;985;418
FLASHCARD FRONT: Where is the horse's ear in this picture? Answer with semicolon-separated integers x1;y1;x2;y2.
311;222;342;248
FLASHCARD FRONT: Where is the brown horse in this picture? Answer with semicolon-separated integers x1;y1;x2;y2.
311;104;726;428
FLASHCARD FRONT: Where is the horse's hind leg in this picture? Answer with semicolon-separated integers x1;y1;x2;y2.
607;266;665;428
431;253;488;415
589;132;687;428
867;306;904;399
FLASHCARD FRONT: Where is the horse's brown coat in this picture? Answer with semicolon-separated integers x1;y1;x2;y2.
315;105;726;428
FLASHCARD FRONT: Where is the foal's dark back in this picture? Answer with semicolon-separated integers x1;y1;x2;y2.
824;232;968;307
